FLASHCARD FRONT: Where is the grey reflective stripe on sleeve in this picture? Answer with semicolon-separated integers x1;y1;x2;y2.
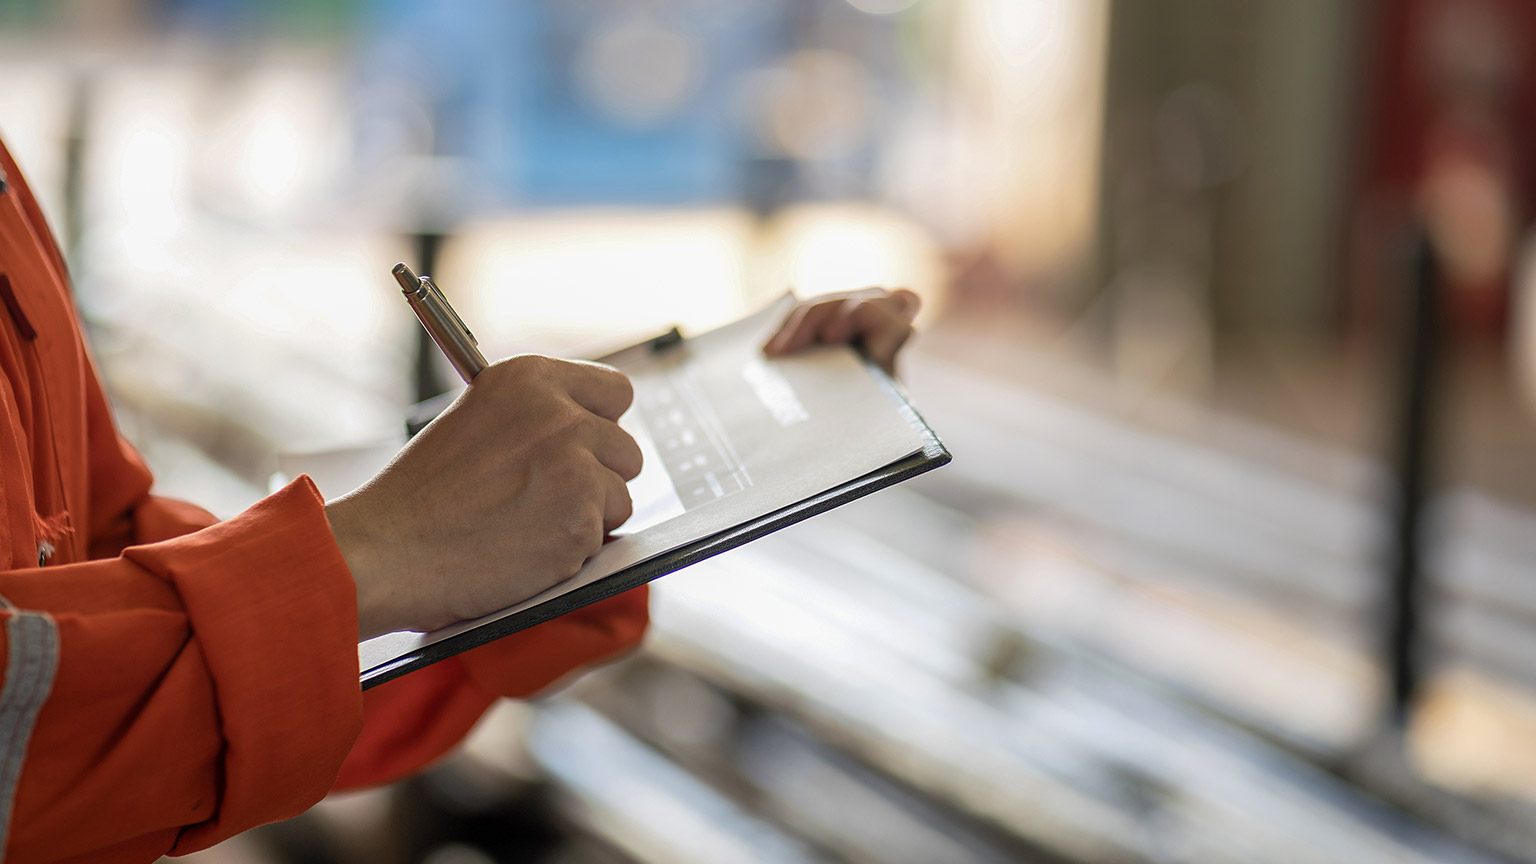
0;608;59;855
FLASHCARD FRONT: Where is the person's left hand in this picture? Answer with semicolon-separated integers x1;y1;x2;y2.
761;288;921;375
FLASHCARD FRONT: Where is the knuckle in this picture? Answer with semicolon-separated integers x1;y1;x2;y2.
486;354;559;400
623;438;644;480
546;445;594;486
576;502;607;547
572;358;614;379
560;396;594;429
859;299;907;331
537;397;592;442
556;501;603;553
851;297;883;319
605;427;642;478
612;370;635;411
586;362;636;408
493;353;541;378
607;508;632;535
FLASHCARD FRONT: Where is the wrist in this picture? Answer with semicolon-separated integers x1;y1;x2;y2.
324;494;402;640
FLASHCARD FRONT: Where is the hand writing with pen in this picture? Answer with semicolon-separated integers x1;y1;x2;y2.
329;286;922;640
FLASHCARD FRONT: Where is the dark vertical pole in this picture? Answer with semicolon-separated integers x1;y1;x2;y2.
1385;227;1440;726
62;72;92;273
411;232;446;403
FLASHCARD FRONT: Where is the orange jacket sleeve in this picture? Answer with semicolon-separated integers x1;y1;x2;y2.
66;330;652;808
1;477;365;863
0;135;649;862
4;460;648;863
4;328;650;861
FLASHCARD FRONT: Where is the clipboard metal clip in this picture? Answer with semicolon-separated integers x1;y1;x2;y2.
647;326;684;354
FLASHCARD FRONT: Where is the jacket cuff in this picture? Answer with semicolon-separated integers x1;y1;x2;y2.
122;476;363;851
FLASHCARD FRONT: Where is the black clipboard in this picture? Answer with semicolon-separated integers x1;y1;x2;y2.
362;331;950;690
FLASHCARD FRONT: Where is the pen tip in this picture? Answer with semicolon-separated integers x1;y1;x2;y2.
392;262;420;292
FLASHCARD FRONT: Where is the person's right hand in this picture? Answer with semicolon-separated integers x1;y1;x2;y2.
324;355;642;640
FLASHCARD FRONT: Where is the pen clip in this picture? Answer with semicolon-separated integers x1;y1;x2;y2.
421;276;478;347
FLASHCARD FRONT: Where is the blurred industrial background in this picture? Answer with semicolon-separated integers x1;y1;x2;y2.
6;0;1536;861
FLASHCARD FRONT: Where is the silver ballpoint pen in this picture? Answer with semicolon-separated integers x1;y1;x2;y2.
393;262;488;383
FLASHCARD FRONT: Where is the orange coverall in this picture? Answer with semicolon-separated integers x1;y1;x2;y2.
0;138;648;863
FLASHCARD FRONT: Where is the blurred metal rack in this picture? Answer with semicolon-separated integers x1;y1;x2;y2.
493;344;1536;864
584;510;1494;863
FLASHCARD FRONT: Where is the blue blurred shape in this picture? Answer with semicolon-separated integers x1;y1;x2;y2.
357;0;785;208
